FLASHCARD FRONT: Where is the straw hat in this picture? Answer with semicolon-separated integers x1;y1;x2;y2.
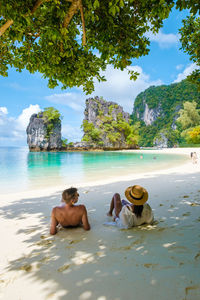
125;185;148;205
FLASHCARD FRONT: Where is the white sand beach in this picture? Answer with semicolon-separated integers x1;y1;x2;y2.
0;148;200;300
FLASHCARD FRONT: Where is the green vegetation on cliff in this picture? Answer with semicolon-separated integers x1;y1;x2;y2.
38;107;61;139
177;101;200;144
82;98;139;147
42;107;61;125
82;120;102;144
131;80;200;147
179;15;200;89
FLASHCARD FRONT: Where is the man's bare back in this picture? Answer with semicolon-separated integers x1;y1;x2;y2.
50;188;90;235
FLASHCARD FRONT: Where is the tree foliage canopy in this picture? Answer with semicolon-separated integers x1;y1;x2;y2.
1;0;199;93
185;126;200;144
42;106;61;123
179;15;200;88
131;80;200;147
177;101;200;130
177;100;200;144
38;106;61;138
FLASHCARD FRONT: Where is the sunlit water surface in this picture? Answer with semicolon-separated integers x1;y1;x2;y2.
0;147;188;194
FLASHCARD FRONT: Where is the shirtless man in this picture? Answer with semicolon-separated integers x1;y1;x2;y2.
50;187;90;235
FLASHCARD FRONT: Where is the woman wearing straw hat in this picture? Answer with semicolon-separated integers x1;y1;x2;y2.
107;185;154;228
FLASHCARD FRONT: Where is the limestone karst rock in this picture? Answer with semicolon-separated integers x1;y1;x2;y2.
26;112;62;151
132;80;200;147
82;96;134;149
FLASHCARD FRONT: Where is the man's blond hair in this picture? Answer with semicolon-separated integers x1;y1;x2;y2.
62;187;77;203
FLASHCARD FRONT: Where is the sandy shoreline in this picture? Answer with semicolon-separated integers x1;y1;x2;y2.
0;148;200;300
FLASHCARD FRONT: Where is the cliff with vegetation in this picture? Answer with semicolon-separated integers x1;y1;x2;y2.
131;80;200;147
82;96;139;149
26;107;62;151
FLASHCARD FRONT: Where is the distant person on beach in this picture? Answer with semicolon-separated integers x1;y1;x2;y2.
193;152;198;164
107;185;154;228
50;187;90;235
191;152;198;164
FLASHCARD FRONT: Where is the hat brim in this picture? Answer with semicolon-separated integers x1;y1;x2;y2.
125;186;148;205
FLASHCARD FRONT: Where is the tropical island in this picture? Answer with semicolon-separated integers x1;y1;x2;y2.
27;79;200;151
1;1;200;300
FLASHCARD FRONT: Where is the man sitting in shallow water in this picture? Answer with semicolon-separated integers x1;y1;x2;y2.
50;187;90;235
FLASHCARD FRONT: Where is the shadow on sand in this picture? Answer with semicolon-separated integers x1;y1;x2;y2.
1;171;200;300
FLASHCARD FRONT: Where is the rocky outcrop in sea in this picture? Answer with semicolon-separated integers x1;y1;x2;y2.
26;112;62;151
82;96;135;149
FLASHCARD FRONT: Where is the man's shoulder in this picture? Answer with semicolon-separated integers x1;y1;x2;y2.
52;206;57;213
75;204;86;210
52;205;63;214
73;204;87;214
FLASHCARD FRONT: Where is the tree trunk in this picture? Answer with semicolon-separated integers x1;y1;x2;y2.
0;20;13;36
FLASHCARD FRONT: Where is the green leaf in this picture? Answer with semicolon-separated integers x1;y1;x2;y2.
93;0;100;9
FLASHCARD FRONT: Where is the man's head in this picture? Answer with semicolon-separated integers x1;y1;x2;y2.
62;187;79;204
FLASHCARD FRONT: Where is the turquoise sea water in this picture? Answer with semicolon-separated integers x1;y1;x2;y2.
0;147;187;194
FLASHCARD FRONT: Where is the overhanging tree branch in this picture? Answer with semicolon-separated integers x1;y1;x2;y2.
31;0;44;15
3;0;197;93
0;0;44;37
0;20;13;36
79;0;86;46
1;0;86;45
63;0;80;27
63;0;86;46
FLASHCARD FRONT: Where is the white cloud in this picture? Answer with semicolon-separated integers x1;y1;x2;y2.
0;107;8;115
91;65;162;112
0;103;83;145
0;104;41;145
146;30;179;48
173;63;200;83
45;93;84;112
62;124;83;142
1;64;164;146
45;64;162;119
17;104;41;130
45;93;87;142
39;65;163;143
0;108;15;138
176;64;184;71
44;65;162;114
44;62;163;116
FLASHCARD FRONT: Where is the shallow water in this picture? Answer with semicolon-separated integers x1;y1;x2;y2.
0;147;187;194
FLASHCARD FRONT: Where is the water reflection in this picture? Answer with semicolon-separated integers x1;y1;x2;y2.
27;152;63;168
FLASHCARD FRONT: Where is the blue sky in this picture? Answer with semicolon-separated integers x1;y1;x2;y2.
0;8;197;147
